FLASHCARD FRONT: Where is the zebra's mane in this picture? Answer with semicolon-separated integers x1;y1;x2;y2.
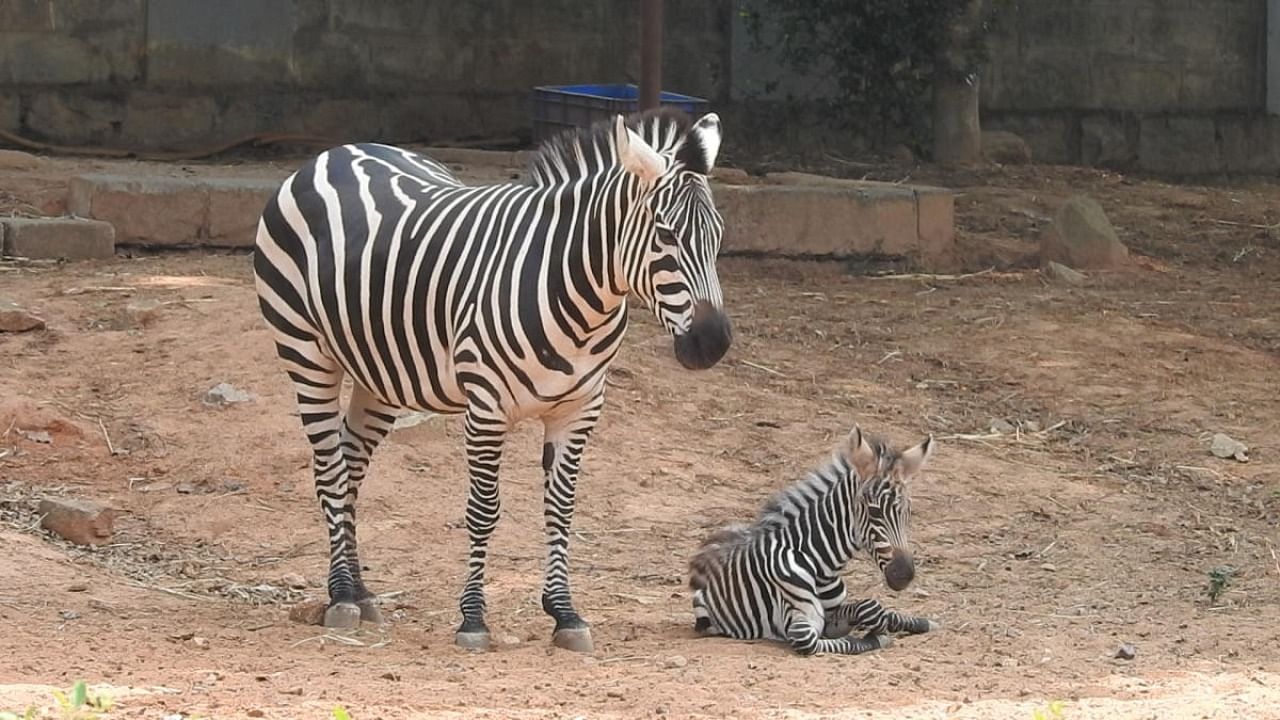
525;108;703;188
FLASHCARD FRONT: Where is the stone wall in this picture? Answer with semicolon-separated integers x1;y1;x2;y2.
979;0;1273;173
0;0;730;151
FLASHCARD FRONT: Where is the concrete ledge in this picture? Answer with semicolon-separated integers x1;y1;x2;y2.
68;174;279;247
0;216;116;260
712;178;955;264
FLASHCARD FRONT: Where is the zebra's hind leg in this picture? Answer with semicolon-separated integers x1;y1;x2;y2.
539;394;603;652
826;598;939;638
338;385;398;625
455;408;509;650
786;603;891;656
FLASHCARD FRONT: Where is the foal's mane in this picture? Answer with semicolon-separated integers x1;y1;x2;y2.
525;108;703;188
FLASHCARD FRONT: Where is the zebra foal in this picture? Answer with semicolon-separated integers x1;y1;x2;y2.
689;424;939;656
254;109;732;651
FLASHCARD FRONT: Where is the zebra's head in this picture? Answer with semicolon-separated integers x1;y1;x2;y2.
841;425;935;592
625;109;733;371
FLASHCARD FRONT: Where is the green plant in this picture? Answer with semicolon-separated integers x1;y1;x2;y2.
1207;565;1236;604
2;681;113;720
333;707;353;720
1031;700;1065;720
740;0;996;147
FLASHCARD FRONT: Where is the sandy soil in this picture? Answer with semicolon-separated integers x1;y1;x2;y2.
2;157;1279;719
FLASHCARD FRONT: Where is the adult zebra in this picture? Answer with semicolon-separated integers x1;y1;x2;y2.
253;109;732;651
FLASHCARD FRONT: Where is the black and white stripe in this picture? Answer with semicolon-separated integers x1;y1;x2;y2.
254;109;732;650
689;424;938;656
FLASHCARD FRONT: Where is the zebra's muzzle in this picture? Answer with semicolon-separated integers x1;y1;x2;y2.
673;301;732;370
883;550;915;591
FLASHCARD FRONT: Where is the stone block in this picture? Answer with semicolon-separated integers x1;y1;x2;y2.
69;175;206;246
1081;115;1138;168
68;174;279;247
915;189;957;260
38;498;115;546
0;216;115;260
205;178;280;246
1137;117;1224;175
712;180;954;267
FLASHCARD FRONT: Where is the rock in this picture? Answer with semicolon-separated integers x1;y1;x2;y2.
124;299;164;328
19;429;52;444
497;634;522;647
203;382;253;407
0;149;45;171
1040;195;1130;270
0;299;46;333
1041;261;1086;286
38;498;115;546
989;418;1016;435
664;655;688;669
1115;643;1137;660
247;711;265;718
279;573;308;590
1209;433;1249;462
190;636;210;650
393;411;435;430
288;599;328;626
66;584;89;593
60;609;81;620
982;130;1033;165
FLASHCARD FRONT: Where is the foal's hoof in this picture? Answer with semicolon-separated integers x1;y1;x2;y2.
357;598;384;625
552;627;595;653
323;602;361;630
455;631;492;651
924;619;941;633
873;634;894;650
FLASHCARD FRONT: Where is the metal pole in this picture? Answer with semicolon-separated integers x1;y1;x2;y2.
640;0;663;111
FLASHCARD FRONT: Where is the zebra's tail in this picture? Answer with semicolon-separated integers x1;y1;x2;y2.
688;523;752;591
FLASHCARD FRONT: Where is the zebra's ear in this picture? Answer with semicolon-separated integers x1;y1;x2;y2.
840;425;879;481
615;115;666;185
897;436;935;479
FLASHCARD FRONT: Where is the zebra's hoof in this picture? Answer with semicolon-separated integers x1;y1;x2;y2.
874;634;894;650
323;602;361;630
925;619;941;633
357;599;384;625
552;627;594;653
455;631;492;651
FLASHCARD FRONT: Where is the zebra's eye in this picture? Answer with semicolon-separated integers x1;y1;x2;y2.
655;224;679;247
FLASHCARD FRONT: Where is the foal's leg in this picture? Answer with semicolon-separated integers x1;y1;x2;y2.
785;602;890;656
539;391;604;652
826;598;939;637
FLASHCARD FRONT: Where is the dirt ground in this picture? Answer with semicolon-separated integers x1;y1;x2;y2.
2;155;1280;719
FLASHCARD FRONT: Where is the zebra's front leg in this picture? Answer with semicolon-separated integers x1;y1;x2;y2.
540;394;604;652
455;409;508;650
825;598;939;639
786;604;892;657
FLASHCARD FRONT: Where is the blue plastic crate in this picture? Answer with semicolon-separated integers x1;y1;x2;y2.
531;83;709;144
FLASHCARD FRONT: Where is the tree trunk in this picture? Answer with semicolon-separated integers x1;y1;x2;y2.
932;74;980;167
931;0;989;166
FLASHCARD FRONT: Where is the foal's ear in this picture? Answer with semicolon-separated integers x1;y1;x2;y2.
897;436;935;479
679;112;722;174
614;115;666;185
839;424;880;481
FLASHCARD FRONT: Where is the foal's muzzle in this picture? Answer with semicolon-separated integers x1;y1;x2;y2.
883;549;916;592
673;301;732;370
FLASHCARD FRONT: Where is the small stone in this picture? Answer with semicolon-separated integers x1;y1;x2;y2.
1209;433;1249;462
288;599;328;626
246;711;265;718
66;584;89;593
279;573;308;590
283;687;304;696
190;636;210;650
203;382;253;407
0;300;46;333
1040;563;1057;572
222;479;245;493
124;299;164;328
606;690;624;699
19;429;52;444
498;634;522;647
1024;420;1042;433
38;498;115;546
989;418;1015;434
1041;261;1086;286
60;609;81;620
663;655;688;669
1115;643;1137;660
380;672;400;681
